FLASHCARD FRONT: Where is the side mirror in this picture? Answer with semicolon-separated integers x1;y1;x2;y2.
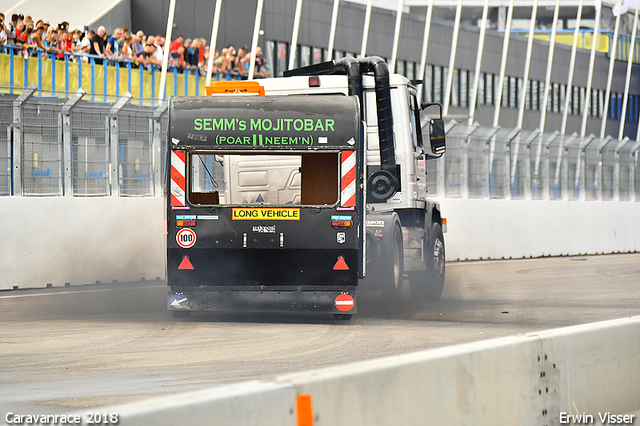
421;103;446;156
429;118;446;155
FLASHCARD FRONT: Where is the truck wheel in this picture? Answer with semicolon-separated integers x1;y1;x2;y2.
171;310;191;318
409;223;445;301
381;225;403;299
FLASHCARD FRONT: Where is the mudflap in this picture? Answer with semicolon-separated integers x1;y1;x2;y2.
168;287;357;315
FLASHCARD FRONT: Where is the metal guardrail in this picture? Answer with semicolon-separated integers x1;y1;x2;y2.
427;120;640;202
0;48;253;104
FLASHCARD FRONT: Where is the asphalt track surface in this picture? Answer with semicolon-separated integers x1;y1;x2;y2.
1;254;640;419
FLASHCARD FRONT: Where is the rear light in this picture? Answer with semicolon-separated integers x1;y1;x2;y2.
331;215;352;228
176;219;196;227
331;219;352;227
176;215;197;227
309;76;320;87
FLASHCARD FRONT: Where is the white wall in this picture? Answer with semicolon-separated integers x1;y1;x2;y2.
2;197;640;289
0;197;165;290
437;198;640;261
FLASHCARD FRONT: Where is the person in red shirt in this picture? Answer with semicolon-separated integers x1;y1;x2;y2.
169;34;183;53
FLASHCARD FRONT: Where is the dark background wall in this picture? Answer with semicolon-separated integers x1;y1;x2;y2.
118;0;640;138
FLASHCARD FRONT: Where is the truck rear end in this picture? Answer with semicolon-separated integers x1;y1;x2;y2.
166;95;364;319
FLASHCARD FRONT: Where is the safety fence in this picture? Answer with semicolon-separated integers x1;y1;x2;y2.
2;89;640;202
0;86;167;197
428;120;640;202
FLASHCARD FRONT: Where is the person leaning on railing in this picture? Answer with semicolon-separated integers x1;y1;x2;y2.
0;14;7;53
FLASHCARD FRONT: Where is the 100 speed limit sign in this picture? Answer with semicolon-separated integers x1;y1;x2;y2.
176;228;196;248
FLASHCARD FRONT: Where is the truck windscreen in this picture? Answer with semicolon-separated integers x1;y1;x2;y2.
188;152;339;206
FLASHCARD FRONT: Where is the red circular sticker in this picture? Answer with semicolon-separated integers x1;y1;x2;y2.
335;294;355;312
176;228;196;249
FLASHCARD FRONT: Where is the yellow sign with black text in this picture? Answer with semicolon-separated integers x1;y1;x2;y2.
232;208;301;220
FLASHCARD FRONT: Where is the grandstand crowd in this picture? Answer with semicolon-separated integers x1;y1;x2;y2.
0;12;270;78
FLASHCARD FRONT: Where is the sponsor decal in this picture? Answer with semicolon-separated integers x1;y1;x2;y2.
232;208;300;220
253;225;276;234
337;232;346;244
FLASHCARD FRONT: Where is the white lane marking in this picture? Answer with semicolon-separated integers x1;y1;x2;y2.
0;284;162;299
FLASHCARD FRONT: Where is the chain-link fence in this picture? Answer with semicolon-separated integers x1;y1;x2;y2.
71;102;111;196
3;91;640;202
431;121;640;202
3;88;164;198
0;98;11;196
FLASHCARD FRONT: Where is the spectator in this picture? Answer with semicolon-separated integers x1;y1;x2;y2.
235;46;249;77
70;29;84;57
120;34;134;61
55;30;72;59
80;30;93;57
170;45;186;71
185;38;199;71
170;34;183;53
0;14;7;51
153;35;164;64
90;25;106;63
253;46;269;78
7;14;20;44
31;26;51;55
105;27;121;59
17;24;33;57
131;30;144;54
135;38;161;70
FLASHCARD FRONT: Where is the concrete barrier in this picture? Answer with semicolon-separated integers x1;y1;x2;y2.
0;197;164;290
68;316;640;426
437;197;640;261
3;196;640;289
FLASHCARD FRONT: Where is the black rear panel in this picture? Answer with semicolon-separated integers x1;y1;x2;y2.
168;248;358;286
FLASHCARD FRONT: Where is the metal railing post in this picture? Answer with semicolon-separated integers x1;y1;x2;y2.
542;132;560;201
10;83;38;196
462;123;480;199
505;128;521;201
614;137;632;201
631;143;640;202
61;88;86;197
598;136;613;200
578;134;596;201
152;100;169;197
523;129;540;200
483;127;500;199
109;92;133;197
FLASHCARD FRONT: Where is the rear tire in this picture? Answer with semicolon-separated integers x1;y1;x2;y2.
409;223;445;301
380;225;403;299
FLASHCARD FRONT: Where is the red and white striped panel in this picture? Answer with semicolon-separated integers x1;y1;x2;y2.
341;150;356;207
171;150;186;207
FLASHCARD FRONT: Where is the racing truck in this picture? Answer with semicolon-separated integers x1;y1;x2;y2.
166;56;446;320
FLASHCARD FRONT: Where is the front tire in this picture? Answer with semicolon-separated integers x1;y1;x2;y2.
409;223;445;301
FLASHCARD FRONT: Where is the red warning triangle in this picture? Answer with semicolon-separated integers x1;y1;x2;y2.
333;256;349;270
178;256;194;270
